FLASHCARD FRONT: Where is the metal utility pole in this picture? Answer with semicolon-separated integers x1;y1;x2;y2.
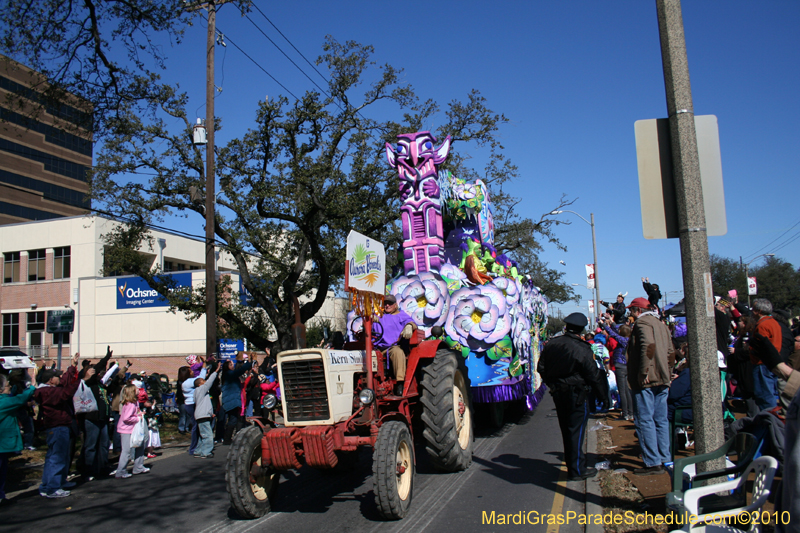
590;213;599;323
656;0;723;467
552;210;600;325
743;253;774;307
205;2;218;358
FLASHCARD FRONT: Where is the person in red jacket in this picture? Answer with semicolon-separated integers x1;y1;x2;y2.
34;352;81;498
750;298;782;410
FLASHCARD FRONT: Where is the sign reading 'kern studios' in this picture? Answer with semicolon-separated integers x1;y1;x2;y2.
116;273;192;309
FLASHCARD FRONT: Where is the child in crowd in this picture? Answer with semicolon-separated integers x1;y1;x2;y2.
144;403;162;458
114;384;149;478
193;362;221;458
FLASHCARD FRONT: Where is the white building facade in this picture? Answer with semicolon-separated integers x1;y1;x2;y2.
1;216;347;369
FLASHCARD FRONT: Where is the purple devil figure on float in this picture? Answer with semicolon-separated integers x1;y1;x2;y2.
350;131;549;410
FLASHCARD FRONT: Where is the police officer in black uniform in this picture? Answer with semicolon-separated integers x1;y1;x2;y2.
537;312;609;481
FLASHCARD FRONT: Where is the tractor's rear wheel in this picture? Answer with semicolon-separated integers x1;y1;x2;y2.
420;348;473;471
226;425;280;519
373;421;415;520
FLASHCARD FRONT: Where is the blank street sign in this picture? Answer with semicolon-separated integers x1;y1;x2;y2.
635;115;727;239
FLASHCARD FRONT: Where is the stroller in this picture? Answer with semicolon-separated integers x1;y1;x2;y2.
148;372;178;414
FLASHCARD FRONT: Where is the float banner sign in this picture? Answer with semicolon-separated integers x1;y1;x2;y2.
345;231;385;294
116;273;192;309
46;309;75;333
218;338;244;360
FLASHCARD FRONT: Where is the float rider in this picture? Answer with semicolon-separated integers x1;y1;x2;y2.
373;294;417;396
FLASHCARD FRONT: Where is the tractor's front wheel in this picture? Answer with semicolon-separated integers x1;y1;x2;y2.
420;348;473;471
226;425;280;519
373;421;415;520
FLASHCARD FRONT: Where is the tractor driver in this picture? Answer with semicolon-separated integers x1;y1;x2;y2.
374;294;417;396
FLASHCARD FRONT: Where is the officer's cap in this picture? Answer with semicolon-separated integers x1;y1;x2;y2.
564;312;588;330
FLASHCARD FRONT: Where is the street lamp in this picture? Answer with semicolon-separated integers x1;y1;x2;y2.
571;283;595;324
552;210;600;324
661;289;683;310
742;253;775;307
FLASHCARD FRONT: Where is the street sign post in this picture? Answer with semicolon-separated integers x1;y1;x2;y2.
46;309;75;370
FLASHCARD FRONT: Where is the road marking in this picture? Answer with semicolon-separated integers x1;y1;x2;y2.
204;419;519;533
368;425;509;533
547;465;569;533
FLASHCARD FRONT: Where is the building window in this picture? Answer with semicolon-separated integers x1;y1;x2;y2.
3;252;20;283
28;249;46;281
2;313;19;347
163;260;174;272
27;311;45;331
52;332;70;345
177;263;186;271
54;246;71;279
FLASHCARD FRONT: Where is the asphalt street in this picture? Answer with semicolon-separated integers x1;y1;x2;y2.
3;394;595;533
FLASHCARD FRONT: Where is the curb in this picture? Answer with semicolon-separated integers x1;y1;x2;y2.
585;424;604;533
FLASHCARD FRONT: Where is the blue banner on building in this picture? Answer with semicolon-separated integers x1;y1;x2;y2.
218;338;244;360
116;273;192;309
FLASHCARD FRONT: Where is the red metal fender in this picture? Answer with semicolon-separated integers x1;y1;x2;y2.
405;339;446;395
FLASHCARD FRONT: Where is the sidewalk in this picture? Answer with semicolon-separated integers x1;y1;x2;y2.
5;434;191;500
585;413;677;533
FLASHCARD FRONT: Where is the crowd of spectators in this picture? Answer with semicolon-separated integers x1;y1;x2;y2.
577;284;799;478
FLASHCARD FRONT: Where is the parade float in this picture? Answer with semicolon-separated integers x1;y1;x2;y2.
348;131;549;420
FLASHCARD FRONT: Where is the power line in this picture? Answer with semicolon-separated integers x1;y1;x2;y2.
766;229;800;256
249;3;330;87
743;217;800;261
239;10;332;102
217;28;300;101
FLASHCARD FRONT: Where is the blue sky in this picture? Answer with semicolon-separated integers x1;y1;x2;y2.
116;1;799;317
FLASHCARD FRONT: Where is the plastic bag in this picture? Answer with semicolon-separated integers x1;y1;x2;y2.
130;416;147;448
73;381;98;414
607;371;618;392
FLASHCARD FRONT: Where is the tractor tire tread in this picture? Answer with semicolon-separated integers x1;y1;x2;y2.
225;425;276;519
419;348;473;472
373;420;413;520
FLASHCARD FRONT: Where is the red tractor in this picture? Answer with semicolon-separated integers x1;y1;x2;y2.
225;332;472;519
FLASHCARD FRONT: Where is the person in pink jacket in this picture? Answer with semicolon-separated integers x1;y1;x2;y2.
114;384;149;478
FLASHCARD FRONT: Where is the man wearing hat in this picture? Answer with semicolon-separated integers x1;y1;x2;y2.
626;297;674;475
34;352;82;498
599;294;627;325
374;294;417;396
537;312;609;481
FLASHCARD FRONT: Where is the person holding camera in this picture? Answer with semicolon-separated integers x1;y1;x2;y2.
599;293;627;324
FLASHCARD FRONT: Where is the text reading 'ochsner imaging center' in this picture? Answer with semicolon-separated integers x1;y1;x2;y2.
116;273;192;309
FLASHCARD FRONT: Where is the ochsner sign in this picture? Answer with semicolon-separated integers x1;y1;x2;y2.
116;273;192;309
